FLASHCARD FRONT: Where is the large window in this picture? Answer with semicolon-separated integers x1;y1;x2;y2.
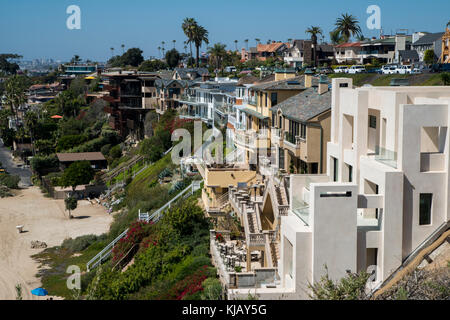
419;193;432;225
271;92;278;106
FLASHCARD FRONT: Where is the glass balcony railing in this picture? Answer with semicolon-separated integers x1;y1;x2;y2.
374;146;397;169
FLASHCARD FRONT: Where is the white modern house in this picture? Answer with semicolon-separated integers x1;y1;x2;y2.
230;78;450;299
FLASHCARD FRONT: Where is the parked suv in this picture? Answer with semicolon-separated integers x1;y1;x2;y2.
347;65;366;74
381;65;397;74
397;65;412;74
334;66;348;73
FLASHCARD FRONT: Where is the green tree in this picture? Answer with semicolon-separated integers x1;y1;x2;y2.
423;49;436;65
182;18;197;64
192;24;209;67
60;161;95;191
4;75;27;123
306;26;323;67
65;196;78;219
121;48;144;67
138;59;168;72
201;278;223;300
329;30;344;45
165;49;181;69
208;43;227;73
0;54;21;74
334;13;362;42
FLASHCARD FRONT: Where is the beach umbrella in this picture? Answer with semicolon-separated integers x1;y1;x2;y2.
51;115;63;119
31;288;48;296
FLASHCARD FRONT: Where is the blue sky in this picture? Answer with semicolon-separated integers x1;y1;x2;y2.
0;0;449;62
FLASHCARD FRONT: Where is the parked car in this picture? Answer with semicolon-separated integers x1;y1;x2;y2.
318;67;333;74
334;66;349;73
347;65;366;74
367;68;381;74
411;67;422;74
381;65;397;75
396;65;412;74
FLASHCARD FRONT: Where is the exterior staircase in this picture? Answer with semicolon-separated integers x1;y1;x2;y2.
86;180;202;271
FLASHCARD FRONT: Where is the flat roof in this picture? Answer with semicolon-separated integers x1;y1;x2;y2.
56;152;106;162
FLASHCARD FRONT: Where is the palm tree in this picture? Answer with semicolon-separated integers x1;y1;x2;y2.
287;38;293;43
305;26;323;67
329;30;344;45
157;46;161;58
161;41;166;57
173;40;176;48
208;43;227;73
255;38;261;46
121;44;125;54
182;18;197;62
110;47;114;58
234;40;238;51
192;24;209;67
244;39;249;51
334;13;362;43
4;75;26;125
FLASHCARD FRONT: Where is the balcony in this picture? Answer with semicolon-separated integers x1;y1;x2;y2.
283;132;302;157
420;152;445;172
374;146;397;169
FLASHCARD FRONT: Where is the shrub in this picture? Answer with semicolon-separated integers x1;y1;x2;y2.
0;173;20;189
61;234;106;252
57;134;88;152
201;278;223;300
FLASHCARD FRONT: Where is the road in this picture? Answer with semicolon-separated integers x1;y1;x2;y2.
0;139;32;187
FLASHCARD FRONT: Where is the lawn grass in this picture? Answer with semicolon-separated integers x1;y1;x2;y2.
127;154;175;191
32;241;108;299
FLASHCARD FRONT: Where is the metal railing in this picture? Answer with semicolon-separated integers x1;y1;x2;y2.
86;180;202;271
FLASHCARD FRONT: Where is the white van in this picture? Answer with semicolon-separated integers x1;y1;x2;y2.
396;65;412;74
334;66;348;73
347;65;366;74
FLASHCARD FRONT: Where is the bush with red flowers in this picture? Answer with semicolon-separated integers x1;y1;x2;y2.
112;221;152;263
215;233;225;243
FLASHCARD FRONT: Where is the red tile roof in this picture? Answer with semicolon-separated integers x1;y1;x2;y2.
257;42;290;53
334;42;361;48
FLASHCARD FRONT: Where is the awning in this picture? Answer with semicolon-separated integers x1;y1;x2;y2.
240;107;269;120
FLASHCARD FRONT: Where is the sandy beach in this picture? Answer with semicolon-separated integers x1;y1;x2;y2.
0;187;113;300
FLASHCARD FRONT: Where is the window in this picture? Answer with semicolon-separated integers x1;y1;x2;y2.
311;163;318;174
271;92;278;106
419;193;432;225
348;165;353;182
300;123;307;139
333;157;338;182
369;115;377;129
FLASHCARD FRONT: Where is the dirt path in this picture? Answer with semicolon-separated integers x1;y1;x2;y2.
0;187;113;300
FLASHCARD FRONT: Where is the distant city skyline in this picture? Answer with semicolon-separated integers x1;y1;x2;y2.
1;0;449;62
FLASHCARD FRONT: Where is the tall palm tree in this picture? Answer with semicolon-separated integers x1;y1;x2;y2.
110;47;114;58
121;44;125;54
173;40;176;49
255;38;261;46
305;26;323;67
182;18;197;62
208;43;227;73
244;39;249;51
161;41;166;57
234;40;238;51
192;24;209;67
287;38;293;43
4;75;26;125
157;46;161;58
334;13;362;43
